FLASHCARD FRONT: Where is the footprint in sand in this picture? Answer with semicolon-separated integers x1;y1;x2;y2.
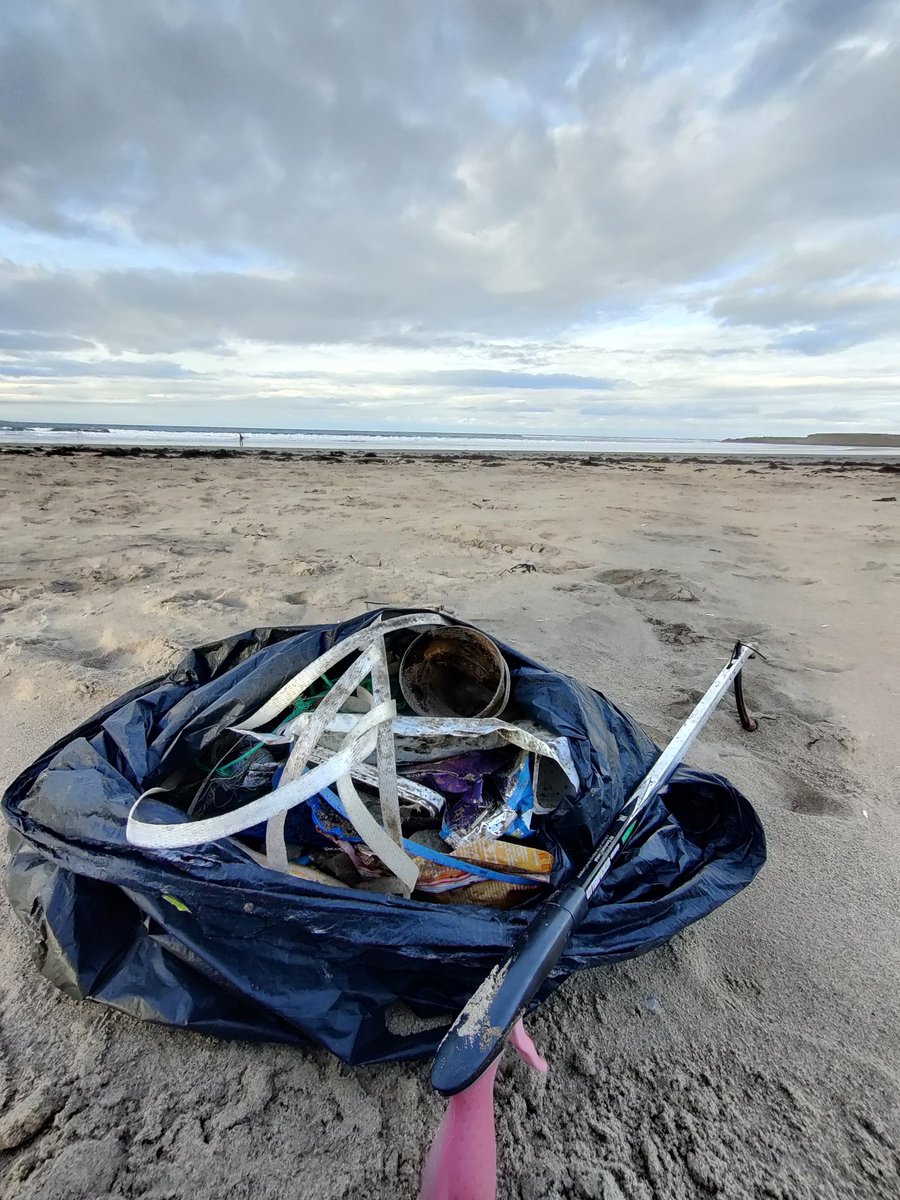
648;617;702;645
786;774;853;819
285;559;332;576
46;579;83;595
2;634;122;672
666;688;707;718
555;569;700;606
158;589;247;610
86;562;155;586
597;568;700;602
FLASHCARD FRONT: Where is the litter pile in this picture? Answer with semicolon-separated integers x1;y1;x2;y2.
1;609;766;1064
127;613;574;909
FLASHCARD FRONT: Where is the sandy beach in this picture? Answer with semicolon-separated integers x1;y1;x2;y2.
0;447;898;1200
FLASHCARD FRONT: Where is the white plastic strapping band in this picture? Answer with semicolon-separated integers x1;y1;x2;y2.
239;612;447;731
127;714;382;851
266;712;580;789
370;633;403;849
265;645;377;871
333;700;419;891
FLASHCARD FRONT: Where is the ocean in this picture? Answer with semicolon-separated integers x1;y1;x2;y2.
1;422;896;457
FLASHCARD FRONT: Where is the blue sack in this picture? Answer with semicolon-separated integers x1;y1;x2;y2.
1;609;765;1065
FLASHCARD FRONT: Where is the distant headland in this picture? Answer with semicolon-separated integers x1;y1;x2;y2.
725;433;900;447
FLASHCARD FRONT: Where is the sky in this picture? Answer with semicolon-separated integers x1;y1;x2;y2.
1;0;898;438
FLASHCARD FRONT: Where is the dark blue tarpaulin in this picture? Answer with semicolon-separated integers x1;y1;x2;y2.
2;610;765;1064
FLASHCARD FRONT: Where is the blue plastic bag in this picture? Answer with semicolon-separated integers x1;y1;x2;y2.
1;609;765;1064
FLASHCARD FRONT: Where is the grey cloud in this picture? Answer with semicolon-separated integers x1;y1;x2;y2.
3;4;897;319
772;326;872;356
577;399;724;421
0;357;197;379
0;329;95;353
578;393;897;426
401;370;627;390
709;233;900;353
0;261;596;354
725;0;887;108
253;367;631;391
0;1;898;430
460;401;556;416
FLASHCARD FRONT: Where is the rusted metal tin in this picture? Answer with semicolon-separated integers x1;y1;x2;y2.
399;626;511;719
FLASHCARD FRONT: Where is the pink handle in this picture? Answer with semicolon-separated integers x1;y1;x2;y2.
418;1020;548;1200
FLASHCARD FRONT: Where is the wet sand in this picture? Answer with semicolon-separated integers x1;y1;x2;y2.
0;448;898;1199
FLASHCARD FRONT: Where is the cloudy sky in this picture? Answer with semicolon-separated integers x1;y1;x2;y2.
1;1;898;437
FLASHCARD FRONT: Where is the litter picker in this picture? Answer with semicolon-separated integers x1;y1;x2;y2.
431;641;758;1096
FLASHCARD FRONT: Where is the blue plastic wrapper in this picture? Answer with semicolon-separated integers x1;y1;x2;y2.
1;609;765;1065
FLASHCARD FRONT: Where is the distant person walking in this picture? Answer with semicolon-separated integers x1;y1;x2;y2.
238;432;244;448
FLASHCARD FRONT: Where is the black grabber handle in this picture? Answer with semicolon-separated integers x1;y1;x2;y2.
430;882;590;1096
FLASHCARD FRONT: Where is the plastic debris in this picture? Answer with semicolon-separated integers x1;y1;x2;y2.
532;754;576;815
451;838;553;876
434;751;531;846
237;842;345;887
429;878;542;909
125;614;577;902
279;711;577;777
400;747;531;847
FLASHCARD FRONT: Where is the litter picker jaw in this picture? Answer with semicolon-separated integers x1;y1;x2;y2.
430;641;759;1097
731;639;759;731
